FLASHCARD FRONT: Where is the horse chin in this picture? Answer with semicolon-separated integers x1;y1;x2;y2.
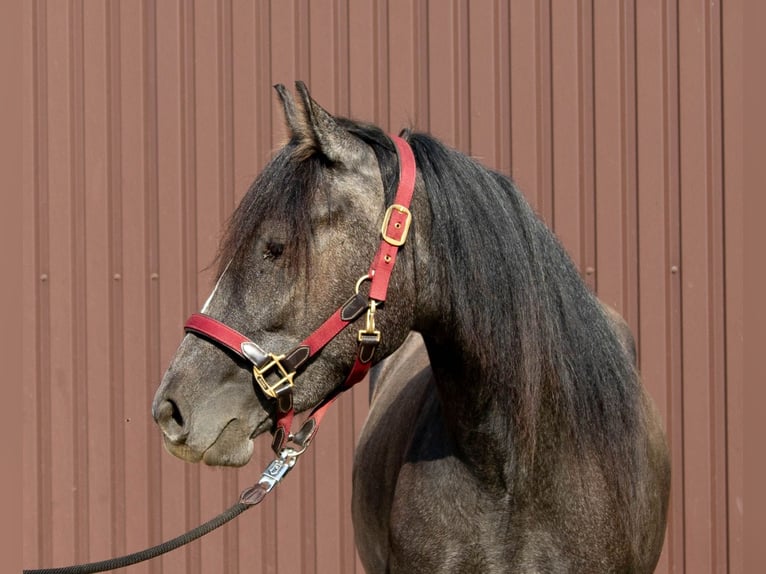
201;438;254;467
162;438;204;464
202;417;258;466
162;418;258;467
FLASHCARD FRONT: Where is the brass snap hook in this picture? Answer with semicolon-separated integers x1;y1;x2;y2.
358;300;381;344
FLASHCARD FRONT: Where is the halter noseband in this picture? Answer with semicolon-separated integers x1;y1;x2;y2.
183;135;416;457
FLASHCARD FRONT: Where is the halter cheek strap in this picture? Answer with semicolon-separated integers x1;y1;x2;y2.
183;135;417;456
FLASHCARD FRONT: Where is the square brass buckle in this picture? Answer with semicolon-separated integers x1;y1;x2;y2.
253;354;295;399
381;204;412;247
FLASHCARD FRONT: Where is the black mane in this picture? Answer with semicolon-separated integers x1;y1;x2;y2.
405;131;646;523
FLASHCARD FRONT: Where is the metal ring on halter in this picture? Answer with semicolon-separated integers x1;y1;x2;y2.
281;439;308;458
355;273;373;294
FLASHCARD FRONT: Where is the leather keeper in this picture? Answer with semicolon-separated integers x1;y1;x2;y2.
341;292;369;322
239;483;269;506
241;341;270;367
283;346;311;372
276;389;293;414
357;335;379;364
291;418;317;447
271;427;287;454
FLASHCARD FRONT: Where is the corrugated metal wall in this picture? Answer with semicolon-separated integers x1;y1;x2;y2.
22;1;744;573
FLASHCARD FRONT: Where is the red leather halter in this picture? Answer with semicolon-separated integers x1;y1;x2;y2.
183;135;416;456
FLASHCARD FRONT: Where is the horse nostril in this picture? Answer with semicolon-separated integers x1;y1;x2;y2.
154;399;189;444
169;399;184;427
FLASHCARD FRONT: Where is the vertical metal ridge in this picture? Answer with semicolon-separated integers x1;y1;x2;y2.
372;0;392;129
335;0;350;116
550;0;583;266
535;0;553;225
32;0;53;566
663;0;684;571
704;1;728;571
620;0;639;332
218;0;235;220
678;0;717;558
465;0;496;165
578;0;596;292
179;0;197;358
374;0;389;127
511;1;544;206
141;2;163;571
347;401;359;574
340;428;355;574
633;4;680;568
105;0;126;556
303;449;318;574
351;385;370;574
68;0;89;562
721;1;745;570
255;0;271;169
415;0;429;131
339;399;355;573
221;468;239;574
593;2;629;309
494;0;510;175
503;0;516;174
297;0;310;84
454;0;469;151
23;2;40;564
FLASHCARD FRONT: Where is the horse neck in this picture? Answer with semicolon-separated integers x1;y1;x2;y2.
402;188;517;488
417;329;520;490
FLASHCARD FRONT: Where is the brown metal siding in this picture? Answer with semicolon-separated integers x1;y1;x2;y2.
22;1;744;573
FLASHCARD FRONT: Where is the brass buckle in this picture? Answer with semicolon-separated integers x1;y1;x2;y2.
381;204;412;247
253;354;295;399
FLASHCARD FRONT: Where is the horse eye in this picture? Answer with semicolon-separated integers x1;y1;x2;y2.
263;240;284;261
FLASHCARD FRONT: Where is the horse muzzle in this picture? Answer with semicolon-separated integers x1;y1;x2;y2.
152;376;267;467
157;413;257;467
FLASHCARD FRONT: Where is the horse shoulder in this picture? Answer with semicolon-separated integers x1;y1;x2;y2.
357;335;518;572
353;332;432;573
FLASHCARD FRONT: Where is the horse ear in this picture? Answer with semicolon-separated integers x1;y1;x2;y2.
274;84;311;142
294;81;364;164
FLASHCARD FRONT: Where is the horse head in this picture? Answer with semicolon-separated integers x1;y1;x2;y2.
152;83;418;466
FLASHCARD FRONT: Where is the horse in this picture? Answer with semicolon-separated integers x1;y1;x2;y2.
152;82;670;573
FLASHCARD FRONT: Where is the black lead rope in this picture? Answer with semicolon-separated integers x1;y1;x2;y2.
23;456;291;574
24;502;251;574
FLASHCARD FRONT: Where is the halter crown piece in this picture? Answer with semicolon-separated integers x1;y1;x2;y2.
183;135;417;492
